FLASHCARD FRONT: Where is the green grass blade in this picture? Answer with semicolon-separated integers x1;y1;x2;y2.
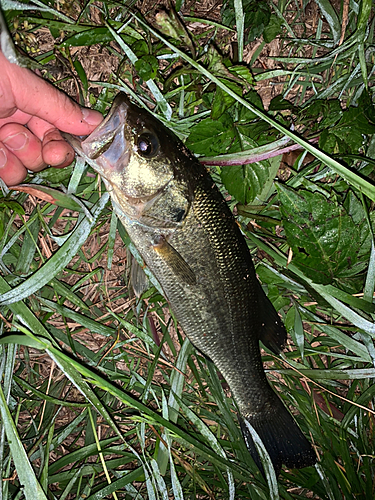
0;193;109;306
315;0;341;44
233;0;244;61
47;348;125;443
133;14;375;202
0;385;48;500
247;233;375;336
242;421;279;499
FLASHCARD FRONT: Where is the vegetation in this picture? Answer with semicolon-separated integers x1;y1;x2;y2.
1;0;375;498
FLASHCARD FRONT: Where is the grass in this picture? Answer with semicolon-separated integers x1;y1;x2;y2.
1;0;375;498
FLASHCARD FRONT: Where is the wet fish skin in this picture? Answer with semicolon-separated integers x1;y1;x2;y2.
68;94;316;476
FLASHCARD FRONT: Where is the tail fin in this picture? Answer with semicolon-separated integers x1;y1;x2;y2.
239;398;316;477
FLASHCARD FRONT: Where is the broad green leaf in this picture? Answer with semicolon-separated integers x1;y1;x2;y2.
135;55;159;80
263;14;283;43
186;114;235;156
221;160;270;204
247;232;375;337
136;16;375;202
278;184;360;285
228;65;255;86
211;80;242;120
60;27;136;47
324;102;375;153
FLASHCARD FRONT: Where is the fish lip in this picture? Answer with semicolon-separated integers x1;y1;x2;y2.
61;132;87;154
63;94;131;176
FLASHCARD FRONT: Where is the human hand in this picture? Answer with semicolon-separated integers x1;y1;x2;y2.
0;51;103;186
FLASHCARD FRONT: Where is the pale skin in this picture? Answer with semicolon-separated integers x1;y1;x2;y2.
0;51;103;186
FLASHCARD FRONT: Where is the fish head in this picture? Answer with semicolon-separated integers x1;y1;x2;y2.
65;93;192;226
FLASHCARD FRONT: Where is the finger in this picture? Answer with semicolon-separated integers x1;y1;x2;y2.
0;144;27;185
8;63;103;134
42;129;75;168
27;117;75;167
0;123;45;171
0;109;32;127
0;52;103;134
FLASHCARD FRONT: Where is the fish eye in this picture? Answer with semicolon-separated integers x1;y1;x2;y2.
136;132;159;158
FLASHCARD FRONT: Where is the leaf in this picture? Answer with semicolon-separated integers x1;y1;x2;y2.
221;0;271;42
221;160;270;204
244;1;271;41
278;185;360;285
135;55;159;80
0;193;109;305
0;333;49;349
237;90;265;122
0;199;25;215
211;80;242;120
228;65;255;86
333;105;375;151
35;164;74;184
0;385;48;500
9;184;90;213
315;0;341;44
269;94;298;114
263;14;283;43
131;39;149;57
343;190;372;260
73;58;88;93
137;17;375;202
60;27;136;47
300;99;342;130
186;114;236;156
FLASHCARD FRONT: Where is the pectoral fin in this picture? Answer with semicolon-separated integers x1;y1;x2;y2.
152;237;196;286
130;257;150;298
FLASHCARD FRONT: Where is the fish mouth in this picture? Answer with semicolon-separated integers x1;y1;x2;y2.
63;95;173;214
62;94;131;179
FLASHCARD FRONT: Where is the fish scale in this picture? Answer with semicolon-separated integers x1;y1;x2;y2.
66;93;316;477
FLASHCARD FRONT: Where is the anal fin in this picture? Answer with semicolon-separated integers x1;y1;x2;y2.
258;282;287;354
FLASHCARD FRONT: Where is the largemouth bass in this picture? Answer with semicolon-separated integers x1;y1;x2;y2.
67;94;316;476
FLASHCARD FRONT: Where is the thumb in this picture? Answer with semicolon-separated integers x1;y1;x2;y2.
2;52;102;134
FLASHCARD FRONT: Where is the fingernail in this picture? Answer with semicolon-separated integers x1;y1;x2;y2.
3;132;28;151
82;107;102;126
0;148;6;169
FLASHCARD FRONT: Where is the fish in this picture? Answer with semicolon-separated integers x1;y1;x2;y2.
65;93;316;476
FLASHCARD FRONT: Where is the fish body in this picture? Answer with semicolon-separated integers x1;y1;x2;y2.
67;94;316;475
